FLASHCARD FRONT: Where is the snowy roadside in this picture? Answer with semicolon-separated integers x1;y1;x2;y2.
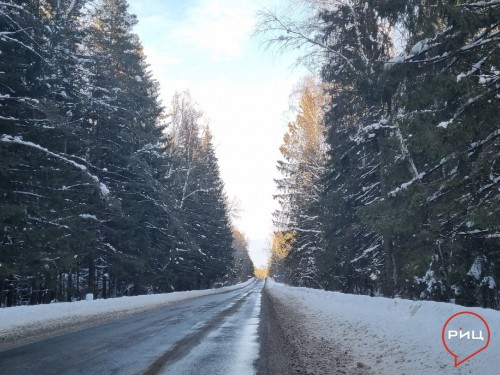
266;279;500;375
0;278;255;351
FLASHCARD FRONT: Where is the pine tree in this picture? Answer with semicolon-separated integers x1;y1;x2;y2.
0;0;103;303
230;229;254;283
165;92;235;290
259;0;499;307
364;0;500;305
1;0;240;306
195;128;234;286
274;78;328;287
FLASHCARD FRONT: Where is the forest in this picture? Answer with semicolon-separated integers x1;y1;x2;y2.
0;0;253;307
266;0;500;309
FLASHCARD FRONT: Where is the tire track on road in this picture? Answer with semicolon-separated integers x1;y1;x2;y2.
144;291;254;374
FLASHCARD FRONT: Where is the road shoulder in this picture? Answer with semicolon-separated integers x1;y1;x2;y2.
256;284;299;374
259;279;372;375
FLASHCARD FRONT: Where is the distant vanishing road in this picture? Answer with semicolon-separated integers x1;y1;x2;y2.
0;280;269;375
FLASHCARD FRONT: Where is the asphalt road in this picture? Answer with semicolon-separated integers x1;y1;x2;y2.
0;279;264;375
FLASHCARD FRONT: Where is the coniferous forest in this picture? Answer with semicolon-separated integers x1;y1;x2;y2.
1;0;499;311
265;0;499;309
0;0;253;306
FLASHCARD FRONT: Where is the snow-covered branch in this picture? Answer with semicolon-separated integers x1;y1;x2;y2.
1;134;109;198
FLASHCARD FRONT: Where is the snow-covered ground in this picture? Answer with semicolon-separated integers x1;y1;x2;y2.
0;279;255;349
2;277;498;375
267;279;499;375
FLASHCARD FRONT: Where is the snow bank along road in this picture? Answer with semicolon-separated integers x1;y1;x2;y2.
1;278;499;374
265;279;500;375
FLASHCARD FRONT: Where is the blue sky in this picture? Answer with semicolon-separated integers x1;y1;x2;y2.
127;0;307;267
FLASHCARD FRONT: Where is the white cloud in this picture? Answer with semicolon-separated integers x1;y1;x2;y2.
142;46;182;67
175;0;257;60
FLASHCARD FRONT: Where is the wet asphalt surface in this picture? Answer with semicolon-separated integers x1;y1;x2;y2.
0;280;264;375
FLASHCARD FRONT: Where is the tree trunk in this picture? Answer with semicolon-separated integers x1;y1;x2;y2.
88;258;96;298
67;269;73;302
76;265;80;300
102;271;107;299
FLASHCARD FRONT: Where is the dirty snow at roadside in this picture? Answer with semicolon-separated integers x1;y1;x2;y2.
267;279;499;375
0;279;254;346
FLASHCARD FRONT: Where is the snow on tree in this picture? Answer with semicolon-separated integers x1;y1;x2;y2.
258;0;499;308
273;77;329;288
